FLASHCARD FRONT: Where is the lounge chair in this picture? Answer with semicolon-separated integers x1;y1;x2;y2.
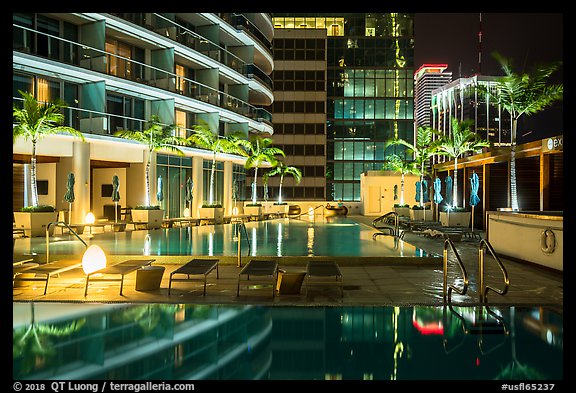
306;260;343;297
84;259;155;296
237;259;278;297
168;258;219;295
13;259;82;295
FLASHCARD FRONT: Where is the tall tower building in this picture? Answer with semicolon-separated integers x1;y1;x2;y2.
414;64;451;129
272;13;415;201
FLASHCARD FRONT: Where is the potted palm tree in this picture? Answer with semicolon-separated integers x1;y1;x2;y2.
263;160;302;216
187;122;246;223
236;135;285;216
383;154;418;217
437;117;490;227
387;126;442;221
479;52;563;211
115;115;186;229
13;90;85;236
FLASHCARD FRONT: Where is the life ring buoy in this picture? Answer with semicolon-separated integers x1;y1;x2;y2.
540;229;556;254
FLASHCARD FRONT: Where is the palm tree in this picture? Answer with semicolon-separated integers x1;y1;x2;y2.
383;154;418;206
186;121;246;206
236;135;285;205
386;126;443;207
115;115;186;206
13;90;85;208
437;118;490;209
263;161;302;205
479;52;563;210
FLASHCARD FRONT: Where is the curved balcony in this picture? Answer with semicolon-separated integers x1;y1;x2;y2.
13;24;272;130
217;13;273;74
108;13;273;93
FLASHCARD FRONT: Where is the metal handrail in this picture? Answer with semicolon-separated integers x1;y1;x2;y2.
478;239;510;303
372;211;399;236
372;212;400;236
235;221;251;267
46;221;88;264
442;238;469;303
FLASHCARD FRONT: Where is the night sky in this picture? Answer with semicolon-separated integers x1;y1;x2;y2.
414;13;564;141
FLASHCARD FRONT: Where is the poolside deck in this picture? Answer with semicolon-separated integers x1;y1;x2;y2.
13;216;563;309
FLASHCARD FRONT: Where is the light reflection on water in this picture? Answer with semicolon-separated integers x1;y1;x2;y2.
13;303;562;380
14;217;433;258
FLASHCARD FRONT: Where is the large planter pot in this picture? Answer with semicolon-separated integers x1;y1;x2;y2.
440;211;471;227
394;206;411;217
13;211;59;237
198;207;224;224
410;208;433;221
244;205;263;220
131;209;165;229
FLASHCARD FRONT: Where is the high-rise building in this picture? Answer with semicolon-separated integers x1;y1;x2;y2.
13;13;274;220
413;64;451;129
430;75;512;149
272;13;415;201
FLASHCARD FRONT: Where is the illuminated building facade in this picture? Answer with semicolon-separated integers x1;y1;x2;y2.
273;14;415;201
414;64;451;129
13;13;274;220
430;75;512;150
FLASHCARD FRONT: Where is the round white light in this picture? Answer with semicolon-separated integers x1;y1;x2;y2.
85;212;95;224
82;244;107;274
183;207;191;217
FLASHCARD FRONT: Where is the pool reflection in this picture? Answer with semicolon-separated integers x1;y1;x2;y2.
13;304;562;380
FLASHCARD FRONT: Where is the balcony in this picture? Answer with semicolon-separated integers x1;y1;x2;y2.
13;24;271;128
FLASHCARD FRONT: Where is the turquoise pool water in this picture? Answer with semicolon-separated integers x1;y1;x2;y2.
13;303;562;380
14;217;432;258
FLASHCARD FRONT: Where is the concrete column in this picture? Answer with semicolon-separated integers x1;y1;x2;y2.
72;141;91;224
192;156;204;218
223;161;233;215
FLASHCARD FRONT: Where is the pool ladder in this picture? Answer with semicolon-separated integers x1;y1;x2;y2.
233;219;251;268
46;221;87;263
372;211;399;238
442;238;510;304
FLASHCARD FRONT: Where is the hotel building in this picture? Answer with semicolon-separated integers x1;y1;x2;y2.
12;13;274;222
413;63;451;129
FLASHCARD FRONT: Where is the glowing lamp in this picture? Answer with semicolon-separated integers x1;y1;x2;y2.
308;207;314;217
82;244;107;274
183;207;191;217
85;212;95;224
232;206;239;216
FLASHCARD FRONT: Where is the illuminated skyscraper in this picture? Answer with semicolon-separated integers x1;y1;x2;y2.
272;13;414;201
414;64;451;129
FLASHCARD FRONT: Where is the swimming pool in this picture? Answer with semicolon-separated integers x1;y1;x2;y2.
13;303;563;380
14;217;435;261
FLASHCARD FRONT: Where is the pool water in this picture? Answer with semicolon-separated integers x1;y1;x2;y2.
13;303;562;380
15;217;432;259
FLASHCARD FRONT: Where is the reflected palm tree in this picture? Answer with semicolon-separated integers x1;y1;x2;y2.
13;302;85;378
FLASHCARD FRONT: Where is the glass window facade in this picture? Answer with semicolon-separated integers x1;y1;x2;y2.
274;13;414;201
156;154;193;218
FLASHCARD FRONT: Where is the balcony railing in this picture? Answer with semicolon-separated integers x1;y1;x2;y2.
109;13;273;89
217;13;273;56
13;24;272;125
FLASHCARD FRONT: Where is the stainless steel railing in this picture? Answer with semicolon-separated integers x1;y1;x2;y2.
442;238;469;304
478;239;510;303
46;222;88;264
